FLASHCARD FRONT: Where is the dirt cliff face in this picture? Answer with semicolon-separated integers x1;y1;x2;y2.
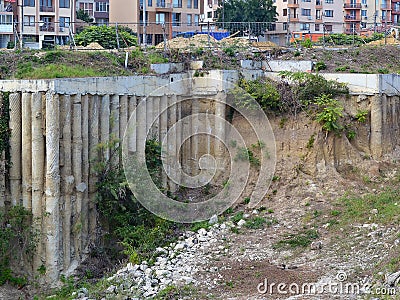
228;93;400;207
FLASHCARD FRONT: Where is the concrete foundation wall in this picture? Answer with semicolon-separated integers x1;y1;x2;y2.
0;70;399;284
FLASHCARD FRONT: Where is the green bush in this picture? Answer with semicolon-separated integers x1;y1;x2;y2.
314;94;344;132
315;61;327;72
75;25;137;49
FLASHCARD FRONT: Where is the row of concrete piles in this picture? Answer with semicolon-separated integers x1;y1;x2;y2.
1;88;226;283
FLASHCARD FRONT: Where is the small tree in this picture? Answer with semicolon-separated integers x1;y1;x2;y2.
76;9;94;23
74;25;137;49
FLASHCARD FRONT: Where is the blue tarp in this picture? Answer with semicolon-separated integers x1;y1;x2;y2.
176;31;230;40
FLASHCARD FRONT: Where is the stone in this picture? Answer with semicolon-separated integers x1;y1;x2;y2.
105;285;116;293
237;219;246;227
387;271;400;286
310;241;322;250
209;214;218;225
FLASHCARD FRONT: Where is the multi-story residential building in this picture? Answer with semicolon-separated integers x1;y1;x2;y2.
76;0;109;24
393;0;400;24
0;0;13;48
10;0;76;48
110;0;201;45
201;0;218;23
271;0;343;45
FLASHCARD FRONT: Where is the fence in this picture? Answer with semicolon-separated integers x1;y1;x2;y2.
6;19;398;50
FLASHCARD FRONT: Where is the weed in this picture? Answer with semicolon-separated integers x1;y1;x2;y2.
244;217;267;229
279;117;288;128
232;212;244;223
274;229;319;249
272;175;280;181
243;197;251;204
355;110;368;123
235;147;260;167
190;221;211;232
315;61;327;71
306;134;315;149
346;130;356;140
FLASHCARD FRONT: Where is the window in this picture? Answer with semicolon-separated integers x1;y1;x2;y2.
173;0;182;8
324;0;333;3
148;0;152;7
301;9;311;16
79;3;93;16
325;24;332;31
156;13;166;24
23;15;35;26
96;18;108;24
187;0;191;8
361;0;366;4
207;11;212;18
172;13;181;26
316;9;321;19
266;23;276;31
187;14;192;25
24;0;35;7
59;17;70;28
193;0;198;9
300;23;310;30
95;2;109;11
324;9;333;17
283;9;287;16
213;10;218;18
361;10;366;17
315;24;320;31
194;14;199;25
40;0;52;7
59;0;69;8
361;22;366;28
157;0;165;7
283;22;288;30
301;0;311;2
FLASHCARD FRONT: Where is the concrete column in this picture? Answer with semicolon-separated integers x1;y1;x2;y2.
181;99;191;180
72;94;83;261
44;92;60;282
0;94;5;208
146;96;153;137
61;94;73;271
191;98;200;174
100;95;110;160
128;95;137;153
119;95;128;144
153;96;160;139
31;92;45;273
81;94;89;253
111;94;120;140
22;93;32;210
9;92;21;206
176;96;182;187
88;95;99;244
137;97;146;156
160;95;168;188
168;95;177;192
370;94;383;159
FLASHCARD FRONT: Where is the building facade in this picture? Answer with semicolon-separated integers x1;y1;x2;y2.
0;0;13;48
76;0;109;24
110;0;201;45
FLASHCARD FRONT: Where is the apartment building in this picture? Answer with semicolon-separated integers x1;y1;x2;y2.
76;0;109;24
271;0;343;45
10;0;76;48
393;0;400;24
110;0;201;45
201;0;218;23
0;0;13;48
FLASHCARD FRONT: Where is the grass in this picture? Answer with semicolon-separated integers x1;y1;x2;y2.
274;229;319;249
336;188;400;225
15;64;109;79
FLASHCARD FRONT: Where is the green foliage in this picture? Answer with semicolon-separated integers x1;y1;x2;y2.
274;229;319;249
231;211;244;223
280;71;348;105
354;110;368;123
314;94;344;132
223;47;235;57
15;64;106;79
148;52;168;64
315;61;327;72
337;188;400;225
76;9;94;23
94;137;179;263
75;25;137;49
190;221;211;232
378;68;389;74
0;93;10;158
244;217;267;229
0;206;37;286
319;33;384;46
235;147;260;167
301;38;313;49
306;134;315;149
233;78;281;111
216;0;278;35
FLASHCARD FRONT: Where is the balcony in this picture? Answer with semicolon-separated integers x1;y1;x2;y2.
344;14;361;21
289;14;299;22
345;28;359;34
155;1;172;11
287;0;299;8
343;3;361;9
40;6;55;12
381;3;391;10
393;8;400;14
40;24;55;32
381;17;392;22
